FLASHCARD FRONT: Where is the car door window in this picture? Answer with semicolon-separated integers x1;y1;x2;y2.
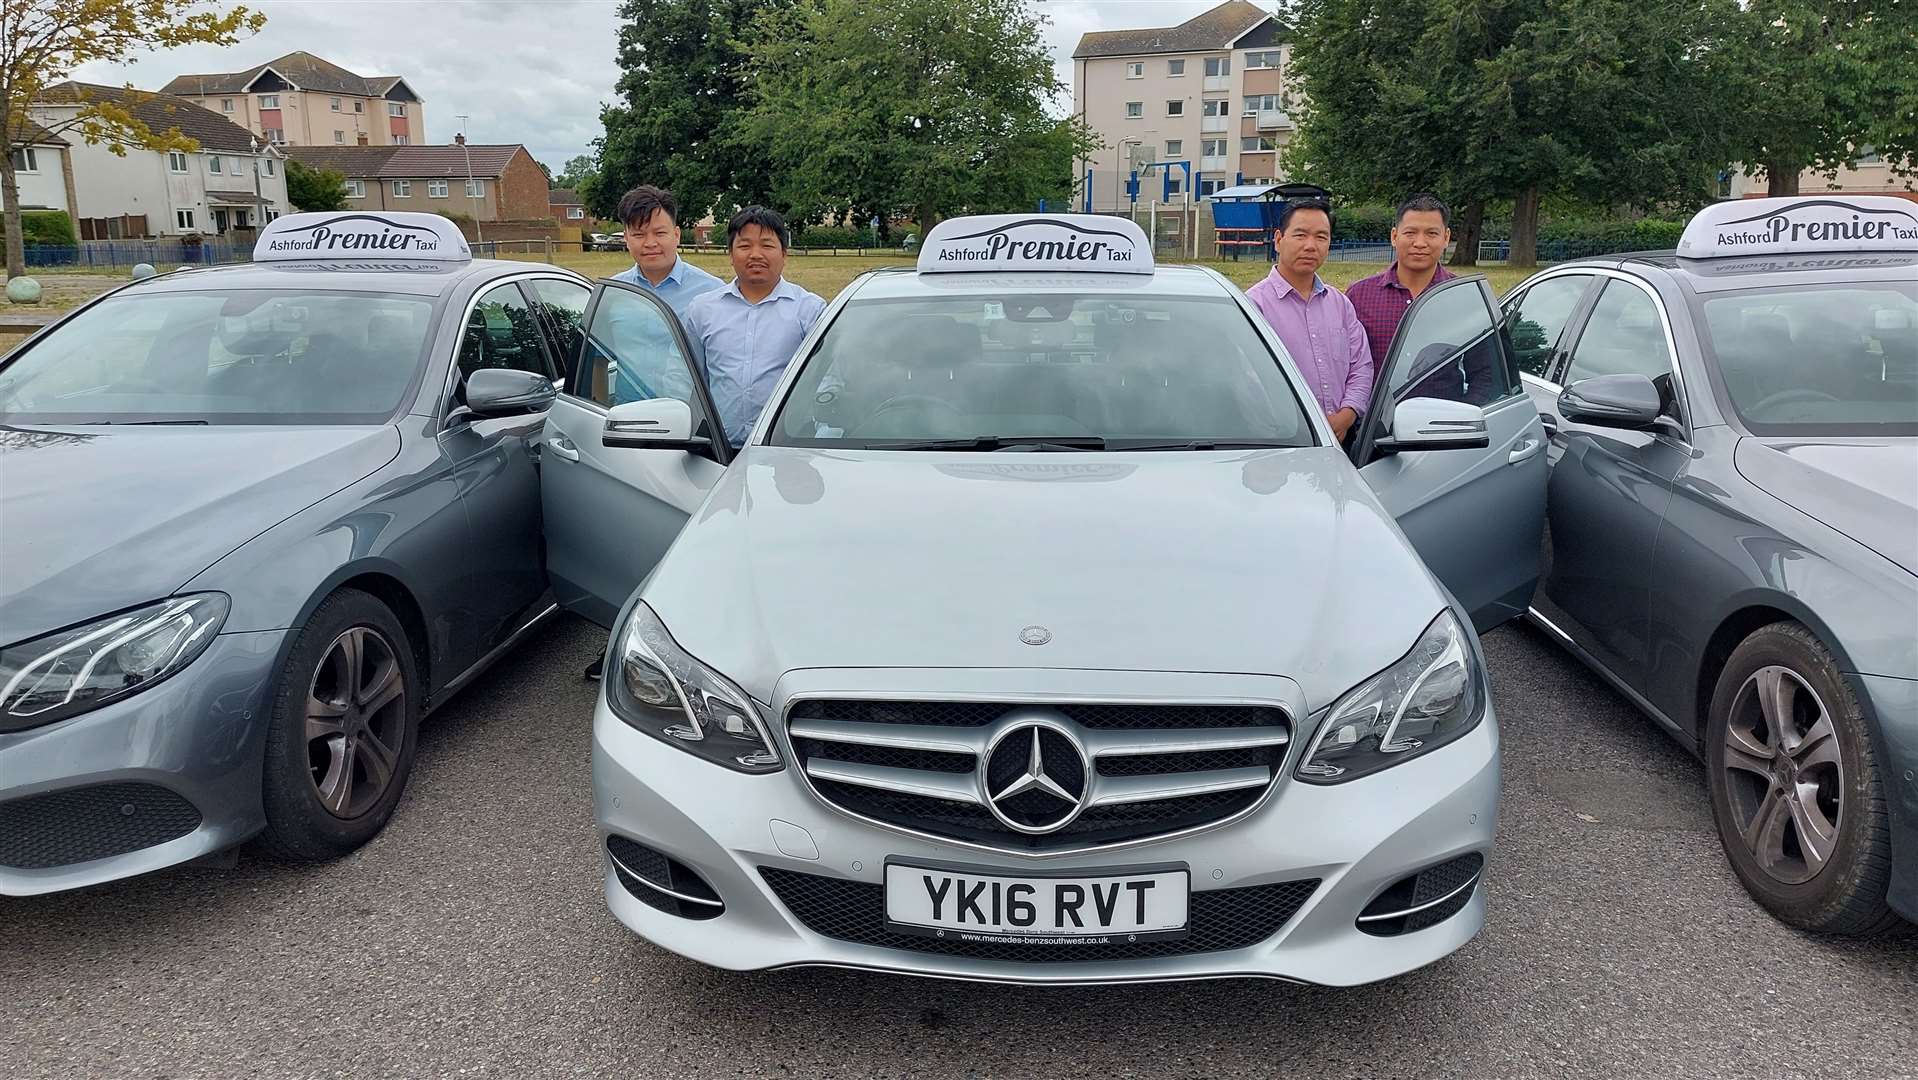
457;282;553;383
1506;275;1590;382
1382;277;1518;407
580;283;725;445
528;278;588;382
1563;280;1673;384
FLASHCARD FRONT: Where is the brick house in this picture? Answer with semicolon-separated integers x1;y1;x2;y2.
162;52;425;148
287;138;551;222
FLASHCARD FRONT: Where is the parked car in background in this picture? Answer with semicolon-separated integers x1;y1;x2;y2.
1508;195;1918;934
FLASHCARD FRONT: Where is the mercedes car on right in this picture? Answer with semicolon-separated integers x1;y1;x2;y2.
1508;195;1916;935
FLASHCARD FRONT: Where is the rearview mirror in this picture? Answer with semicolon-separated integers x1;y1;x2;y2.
461;368;555;419
1373;397;1491;454
1559;374;1663;429
604;398;709;451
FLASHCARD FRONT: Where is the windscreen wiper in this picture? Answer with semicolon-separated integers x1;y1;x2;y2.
864;436;1106;451
1107;439;1299;451
78;419;211;426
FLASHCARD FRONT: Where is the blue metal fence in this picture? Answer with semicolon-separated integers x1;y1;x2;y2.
22;239;254;269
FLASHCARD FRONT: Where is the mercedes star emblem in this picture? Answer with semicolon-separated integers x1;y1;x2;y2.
981;718;1089;834
1019;625;1052;646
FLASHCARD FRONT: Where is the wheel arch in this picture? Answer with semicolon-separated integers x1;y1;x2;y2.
1693;591;1860;743
280;560;434;698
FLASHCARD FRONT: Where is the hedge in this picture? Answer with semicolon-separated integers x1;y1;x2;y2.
1327;204;1684;254
1;210;78;247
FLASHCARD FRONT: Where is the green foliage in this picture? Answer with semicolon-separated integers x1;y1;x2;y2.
555;154;598;191
1480;215;1687;250
285;159;347;212
1331;205;1396;243
0;210;78;247
733;0;1095;231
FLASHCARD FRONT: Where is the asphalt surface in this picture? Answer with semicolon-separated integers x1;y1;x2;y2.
5;616;1914;1079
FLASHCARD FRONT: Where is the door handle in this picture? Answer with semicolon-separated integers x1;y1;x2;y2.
1508;437;1544;465
549;434;580;462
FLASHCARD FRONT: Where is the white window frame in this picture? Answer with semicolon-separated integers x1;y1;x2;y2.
1199;178;1226;197
1163;139;1182;157
1202;99;1228;117
567;207;585;219
1202;138;1228;157
464;179;485;198
388;102;406;117
260;157;275;176
220;98;233;112
345;179;365;198
334;130;345;144
207;155;223;174
1125;62;1144;79
263;128;284;144
11;148;37;172
1167;59;1185;77
1166;176;1184;197
330;96;342;111
1243;94;1281;116
394;135;408;146
168;150;189;173
1204;56;1230;77
1244;50;1283;69
176;209;195;229
428;179;449;198
1241;136;1277;152
354;100;365;113
392;180;412;198
1125;101;1143;119
259;94;278;108
1165;100;1184;117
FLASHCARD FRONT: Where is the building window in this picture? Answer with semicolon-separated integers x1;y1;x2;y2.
334;130;345;144
354;100;364;113
1244;50;1283;69
345;179;365;198
265;209;278;223
568;207;585;219
330;96;342;111
1165;100;1185;117
1125;62;1144;79
465;179;485;198
1244;94;1281;116
1163;139;1182;157
1202;138;1227;157
10;148;37;172
1167;59;1185;76
1241;136;1278;152
259;94;278;108
1855;145;1883;165
168;150;189;172
207;155;222;174
1166;176;1184;197
220;98;233;112
1202;99;1228;117
388;102;406;117
263;128;284;144
260;157;275;176
1125;101;1143;119
1204;56;1230;77
176;209;195;229
428;179;449;198
392;180;411;197
393;135;408;145
1199;178;1226;196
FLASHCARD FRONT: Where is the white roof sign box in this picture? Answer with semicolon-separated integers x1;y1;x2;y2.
918;214;1154;275
1678;196;1918;260
254;211;472;263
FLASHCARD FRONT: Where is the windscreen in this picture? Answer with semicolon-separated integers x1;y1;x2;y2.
769;292;1313;449
0;289;438;425
1696;281;1918;436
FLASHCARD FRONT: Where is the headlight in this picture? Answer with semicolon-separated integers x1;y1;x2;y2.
0;594;230;733
1295;610;1482;783
606;601;781;773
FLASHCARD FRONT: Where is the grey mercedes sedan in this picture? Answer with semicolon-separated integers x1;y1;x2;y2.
1508;196;1917;934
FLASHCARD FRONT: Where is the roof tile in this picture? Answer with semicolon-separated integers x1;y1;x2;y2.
1072;0;1273;58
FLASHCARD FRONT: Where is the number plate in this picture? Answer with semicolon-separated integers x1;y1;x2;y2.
883;862;1189;944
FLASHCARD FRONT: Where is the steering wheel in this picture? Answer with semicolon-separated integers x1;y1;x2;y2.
854;393;964;435
1751;388;1841;414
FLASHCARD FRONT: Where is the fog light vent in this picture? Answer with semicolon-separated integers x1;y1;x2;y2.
606;834;724;920
1356;852;1484;937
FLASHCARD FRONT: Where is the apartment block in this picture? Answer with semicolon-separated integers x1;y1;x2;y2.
1072;0;1295;211
162;52;425;149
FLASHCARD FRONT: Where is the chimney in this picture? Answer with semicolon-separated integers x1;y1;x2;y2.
454;133;465;146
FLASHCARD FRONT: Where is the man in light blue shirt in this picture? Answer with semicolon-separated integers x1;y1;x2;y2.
605;185;722;405
680;206;827;446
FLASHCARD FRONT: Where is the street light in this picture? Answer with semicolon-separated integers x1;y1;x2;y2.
1116;137;1141;216
248;136;265;233
457;113;482;244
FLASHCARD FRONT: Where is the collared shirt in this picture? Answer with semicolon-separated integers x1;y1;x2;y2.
681;276;827;446
605;257;725;406
1345;261;1457;382
1243;267;1374;418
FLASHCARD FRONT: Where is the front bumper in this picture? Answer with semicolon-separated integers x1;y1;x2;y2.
0;630;285;895
593;696;1500;987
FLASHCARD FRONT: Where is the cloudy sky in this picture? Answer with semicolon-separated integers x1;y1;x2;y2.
71;0;1252;172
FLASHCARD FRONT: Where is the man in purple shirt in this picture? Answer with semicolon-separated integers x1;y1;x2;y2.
1345;193;1458;382
1244;198;1373;443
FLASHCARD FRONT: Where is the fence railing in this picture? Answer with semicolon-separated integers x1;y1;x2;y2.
22;239;254;269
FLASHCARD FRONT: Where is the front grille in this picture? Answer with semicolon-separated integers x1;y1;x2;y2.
788;698;1291;852
1357;852;1484;937
762;867;1319;964
0;782;202;869
606;835;724;920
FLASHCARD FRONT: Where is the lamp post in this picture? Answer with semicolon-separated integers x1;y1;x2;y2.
1116;137;1140;216
248;136;265;235
457;114;482;244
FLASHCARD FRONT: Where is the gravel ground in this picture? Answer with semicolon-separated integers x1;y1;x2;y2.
3;616;1913;1079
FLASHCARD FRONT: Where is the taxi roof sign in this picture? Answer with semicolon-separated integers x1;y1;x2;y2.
1677;196;1918;260
918;214;1153;275
254;211;471;263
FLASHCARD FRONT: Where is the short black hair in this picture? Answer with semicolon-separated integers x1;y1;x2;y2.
727;205;790;250
617;185;677;230
1394;193;1451;230
1278;197;1334;235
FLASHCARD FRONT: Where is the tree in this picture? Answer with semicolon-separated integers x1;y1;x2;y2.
734;0;1095;232
555;153;598;191
594;0;785;225
285;158;347;211
1;0;265;276
535;158;554;187
1719;1;1917;195
1284;0;1733;266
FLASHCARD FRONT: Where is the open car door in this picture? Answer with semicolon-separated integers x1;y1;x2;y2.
1351;275;1547;631
541;281;730;627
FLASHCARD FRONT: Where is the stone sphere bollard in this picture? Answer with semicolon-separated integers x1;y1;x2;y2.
5;277;42;304
131;263;157;280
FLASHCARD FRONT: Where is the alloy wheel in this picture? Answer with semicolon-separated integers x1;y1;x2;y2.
1721;665;1845;886
304;626;408;820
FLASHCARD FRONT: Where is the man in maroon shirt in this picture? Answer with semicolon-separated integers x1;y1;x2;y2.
1345;194;1457;381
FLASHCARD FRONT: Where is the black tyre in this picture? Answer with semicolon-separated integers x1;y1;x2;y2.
1705;621;1900;935
257;589;420;861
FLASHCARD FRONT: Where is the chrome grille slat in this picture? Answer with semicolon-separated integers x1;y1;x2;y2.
788;698;1292;852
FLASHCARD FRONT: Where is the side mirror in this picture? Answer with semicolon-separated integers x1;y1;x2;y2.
1559;374;1663;429
604;398;709;451
459;368;555;420
1373;397;1491;454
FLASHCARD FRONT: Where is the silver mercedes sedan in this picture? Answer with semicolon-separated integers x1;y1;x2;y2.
571;215;1548;985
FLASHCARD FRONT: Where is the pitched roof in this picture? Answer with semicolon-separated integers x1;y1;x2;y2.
7;117;67;147
1072;0;1273;58
36;82;266;153
286;143;528;180
548;188;582;205
160;52;421;100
